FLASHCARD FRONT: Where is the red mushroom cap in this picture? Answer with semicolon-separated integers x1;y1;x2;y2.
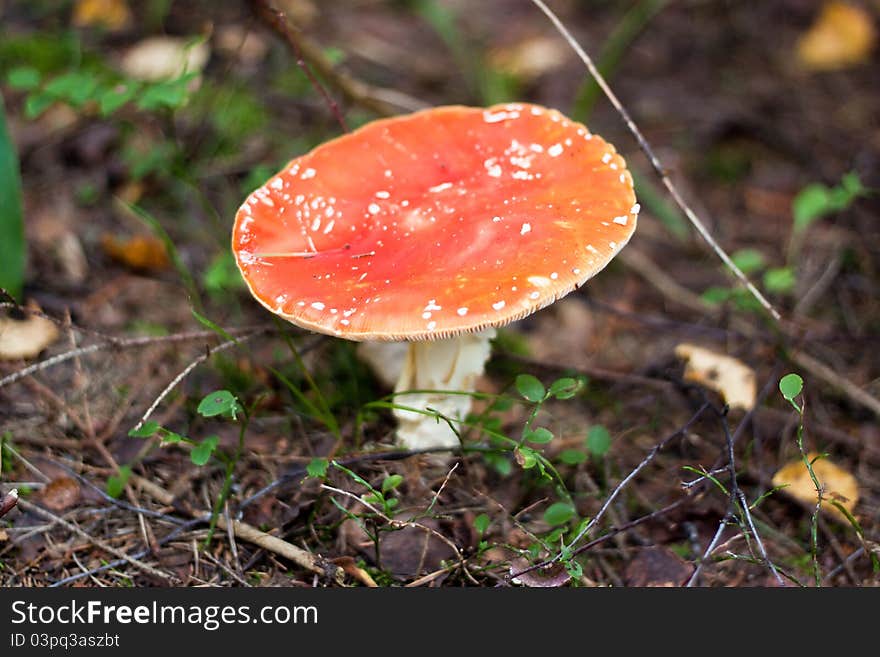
232;103;637;341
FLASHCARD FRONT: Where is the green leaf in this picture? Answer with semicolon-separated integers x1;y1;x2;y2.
543;502;576;526
159;431;184;445
190;435;219;466
701;286;732;306
840;172;865;197
128;421;160;438
474;513;490;535
0;94;25;301
565;559;583;579
106;466;132;499
23;92;55;119
731;248;765;275
43;71;99;107
586;425;612;456
515;374;545;402
6;66;41;90
136;75;194;111
98;82;139;116
779;373;803;402
548;377;581;400
525;427;554;444
515;446;538;469
792;184;830;233
559;449;587;465
763;267;796;294
306;457;329;479
381;474;404;493
197;390;238;418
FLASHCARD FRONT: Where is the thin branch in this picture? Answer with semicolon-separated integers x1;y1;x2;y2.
0;488;18;518
0;327;266;390
510;402;711;582
16;498;179;583
564;402;710;552
132;329;264;431
529;0;780;321
248;0;428;119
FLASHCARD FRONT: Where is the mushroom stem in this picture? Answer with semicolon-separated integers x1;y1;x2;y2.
358;331;495;451
393;329;495;451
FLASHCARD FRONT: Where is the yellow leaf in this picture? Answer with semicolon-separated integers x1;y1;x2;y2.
101;234;169;271
674;343;756;411
796;1;876;71
0;312;59;361
72;0;132;32
772;453;859;520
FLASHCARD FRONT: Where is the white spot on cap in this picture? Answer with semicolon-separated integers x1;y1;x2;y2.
550;272;558;280
529;291;540;299
422;311;432;320
613;215;628;225
457;307;468;316
429;182;453;193
368;203;381;215
484;158;502;178
492;216;502;223
424;300;442;311
572;268;581;275
483;109;519;123
375;190;390;199
384;169;392;178
586;244;599;254
340;319;350;326
323;220;335;234
427;321;437;331
528;275;551;288
270;178;283;190
301;168;316;179
311;302;325;310
492;301;506;311
631;203;641;214
610;241;617;249
601;153;612;164
548;143;563;157
311;218;321;231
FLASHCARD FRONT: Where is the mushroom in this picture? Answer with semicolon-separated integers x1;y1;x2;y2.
232;103;637;451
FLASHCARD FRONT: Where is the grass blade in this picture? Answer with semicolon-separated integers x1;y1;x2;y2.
0;93;25;301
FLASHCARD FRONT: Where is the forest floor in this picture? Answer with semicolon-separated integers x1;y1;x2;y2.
0;0;878;587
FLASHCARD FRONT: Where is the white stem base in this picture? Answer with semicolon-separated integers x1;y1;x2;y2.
392;329;495;451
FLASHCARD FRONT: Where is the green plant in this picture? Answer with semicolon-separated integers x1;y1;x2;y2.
0;93;25;300
792;172;866;235
128;389;247;545
778;373;879;583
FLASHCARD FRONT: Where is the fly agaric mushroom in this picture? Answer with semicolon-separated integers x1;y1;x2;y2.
232;103;637;451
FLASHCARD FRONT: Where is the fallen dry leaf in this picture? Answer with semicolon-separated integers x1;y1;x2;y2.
772;453;859;520
40;477;81;512
101;233;169;271
72;0;132;32
0;311;59;360
796;1;876;71
674;343;757;411
509;558;571;587
120;36;210;82
624;547;691;587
